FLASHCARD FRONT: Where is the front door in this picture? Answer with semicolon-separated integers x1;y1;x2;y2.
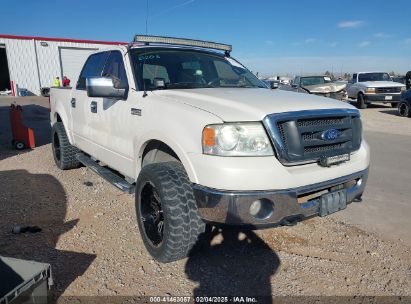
71;51;110;155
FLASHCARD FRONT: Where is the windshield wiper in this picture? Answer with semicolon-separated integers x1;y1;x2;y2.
166;83;213;89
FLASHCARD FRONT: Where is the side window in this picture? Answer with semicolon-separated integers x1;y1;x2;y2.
352;74;357;83
76;52;109;90
102;51;129;89
214;61;238;80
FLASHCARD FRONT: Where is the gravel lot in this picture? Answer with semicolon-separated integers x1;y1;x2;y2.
0;97;410;299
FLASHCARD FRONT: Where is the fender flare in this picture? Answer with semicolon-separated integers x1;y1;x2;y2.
134;132;198;183
51;109;73;144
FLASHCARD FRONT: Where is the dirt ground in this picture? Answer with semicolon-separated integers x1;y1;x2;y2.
0;97;410;299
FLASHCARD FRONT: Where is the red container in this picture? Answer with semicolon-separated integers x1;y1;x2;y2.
9;104;35;150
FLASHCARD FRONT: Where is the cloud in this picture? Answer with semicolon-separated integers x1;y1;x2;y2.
338;20;364;29
304;38;317;44
373;32;392;38
358;41;371;48
292;38;317;46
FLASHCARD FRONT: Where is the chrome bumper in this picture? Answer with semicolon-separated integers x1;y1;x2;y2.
364;93;401;102
192;168;369;227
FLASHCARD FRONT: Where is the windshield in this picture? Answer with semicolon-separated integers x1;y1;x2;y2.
300;76;332;86
358;73;392;82
130;48;266;90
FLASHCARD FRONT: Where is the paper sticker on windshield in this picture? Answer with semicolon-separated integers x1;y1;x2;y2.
138;54;161;61
324;77;331;81
225;57;245;69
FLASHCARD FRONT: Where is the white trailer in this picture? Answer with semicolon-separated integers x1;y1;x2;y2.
0;34;126;95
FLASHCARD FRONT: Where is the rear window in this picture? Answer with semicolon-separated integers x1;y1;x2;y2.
77;52;109;90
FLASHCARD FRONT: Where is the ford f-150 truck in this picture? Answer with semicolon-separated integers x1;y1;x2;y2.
347;72;406;109
50;35;370;262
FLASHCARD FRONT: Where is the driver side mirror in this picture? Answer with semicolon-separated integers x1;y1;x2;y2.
86;77;128;99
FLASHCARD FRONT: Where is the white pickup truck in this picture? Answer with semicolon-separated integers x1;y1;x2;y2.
347;72;406;109
50;35;370;262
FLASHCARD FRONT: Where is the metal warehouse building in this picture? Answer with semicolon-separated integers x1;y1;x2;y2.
0;34;126;95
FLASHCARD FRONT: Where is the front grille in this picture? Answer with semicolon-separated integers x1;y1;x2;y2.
297;117;345;127
304;143;344;154
263;109;362;165
376;87;401;94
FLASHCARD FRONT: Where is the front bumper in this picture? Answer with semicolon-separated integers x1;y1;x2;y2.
193;168;368;227
364;93;401;102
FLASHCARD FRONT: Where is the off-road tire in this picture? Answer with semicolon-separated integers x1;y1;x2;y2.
135;161;205;263
52;122;80;170
398;102;411;117
357;93;367;109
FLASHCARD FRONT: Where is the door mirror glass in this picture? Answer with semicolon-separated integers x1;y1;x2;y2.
86;77;128;99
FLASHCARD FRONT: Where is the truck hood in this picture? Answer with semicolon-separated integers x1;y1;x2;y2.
153;88;356;121
359;81;405;88
303;82;346;93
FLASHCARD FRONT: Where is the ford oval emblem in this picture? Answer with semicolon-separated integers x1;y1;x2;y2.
321;129;341;141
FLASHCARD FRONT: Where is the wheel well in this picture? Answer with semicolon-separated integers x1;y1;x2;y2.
142;140;180;167
56;113;62;122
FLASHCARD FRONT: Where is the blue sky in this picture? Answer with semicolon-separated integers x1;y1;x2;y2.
1;0;410;76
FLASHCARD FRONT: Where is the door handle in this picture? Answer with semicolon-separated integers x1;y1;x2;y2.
71;98;76;108
90;101;97;113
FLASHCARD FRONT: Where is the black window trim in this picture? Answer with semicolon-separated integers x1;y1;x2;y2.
76;50;110;91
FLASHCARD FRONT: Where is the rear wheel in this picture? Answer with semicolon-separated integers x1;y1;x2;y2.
52;122;80;170
357;93;367;109
14;141;25;150
135;162;205;263
398;102;411;117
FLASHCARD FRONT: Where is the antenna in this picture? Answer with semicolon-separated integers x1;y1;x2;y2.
145;0;149;35
142;0;149;98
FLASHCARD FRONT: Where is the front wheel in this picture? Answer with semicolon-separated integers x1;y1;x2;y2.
357;93;367;109
135;162;205;263
398;102;411;117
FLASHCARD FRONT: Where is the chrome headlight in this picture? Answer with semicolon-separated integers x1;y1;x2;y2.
202;123;274;156
401;86;406;92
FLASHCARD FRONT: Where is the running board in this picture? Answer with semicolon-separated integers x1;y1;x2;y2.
76;153;135;194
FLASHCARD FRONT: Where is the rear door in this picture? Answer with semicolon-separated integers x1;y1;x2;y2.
347;73;358;98
71;51;110;153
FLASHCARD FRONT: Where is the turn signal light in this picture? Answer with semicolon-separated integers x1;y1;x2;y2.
202;127;216;147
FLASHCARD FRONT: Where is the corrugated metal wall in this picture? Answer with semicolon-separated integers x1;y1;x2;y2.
0;38;115;95
0;38;39;94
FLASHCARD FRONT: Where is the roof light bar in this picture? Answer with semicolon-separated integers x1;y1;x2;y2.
133;35;232;53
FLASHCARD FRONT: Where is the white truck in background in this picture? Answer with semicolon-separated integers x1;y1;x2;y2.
347;72;406;109
50;35;370;262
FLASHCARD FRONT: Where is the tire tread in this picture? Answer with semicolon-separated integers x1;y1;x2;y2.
52;122;80;170
136;162;205;263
